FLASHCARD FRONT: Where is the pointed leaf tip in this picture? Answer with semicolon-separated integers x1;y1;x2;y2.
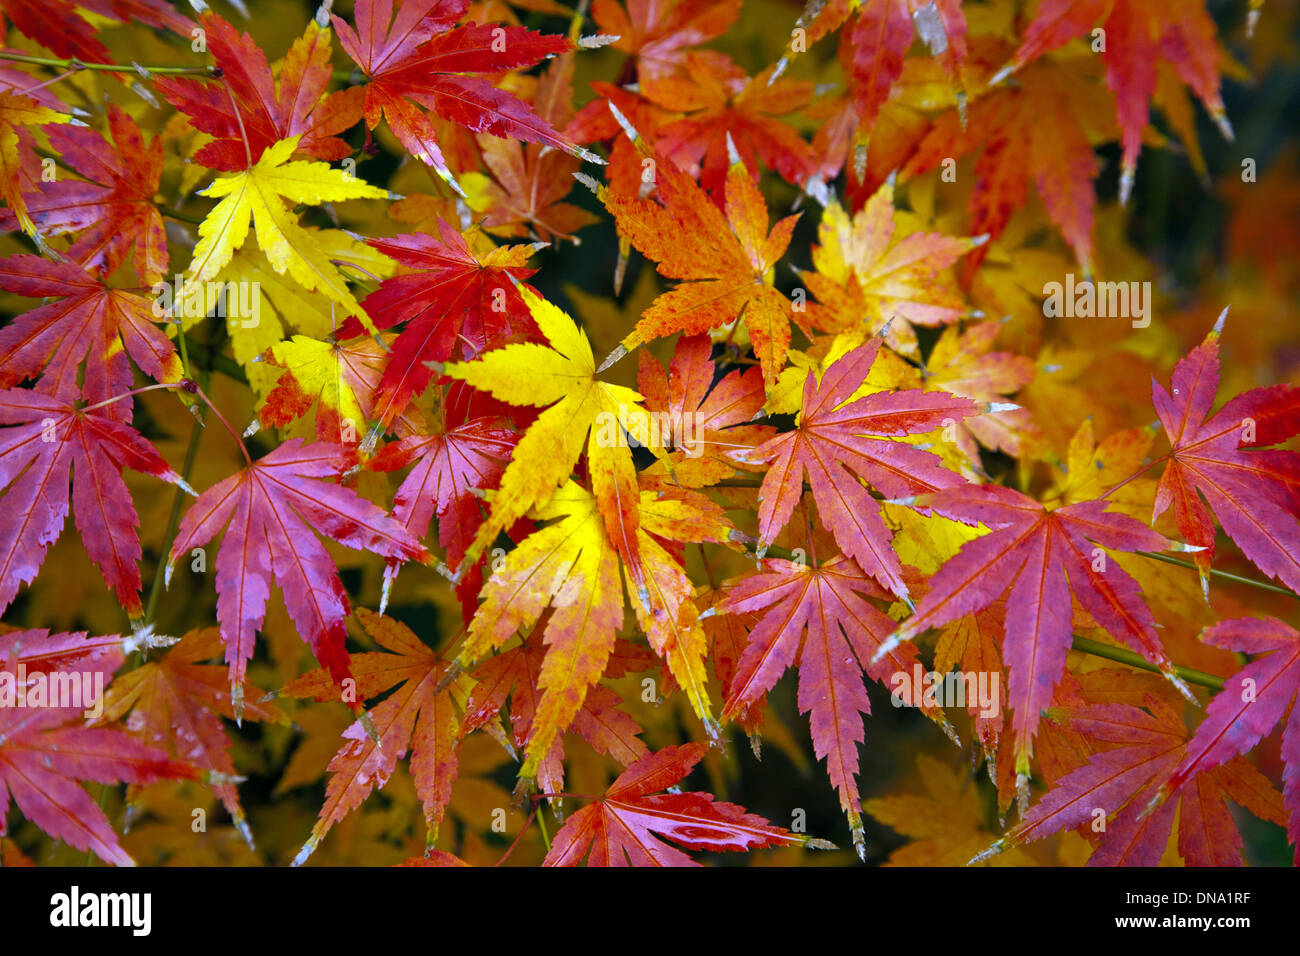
607;101;639;142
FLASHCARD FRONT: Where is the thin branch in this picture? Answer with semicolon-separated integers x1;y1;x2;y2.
1070;636;1224;691
161;206;205;226
1135;550;1299;599
0;51;216;76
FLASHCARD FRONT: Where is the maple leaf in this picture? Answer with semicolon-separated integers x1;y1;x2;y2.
331;0;590;191
993;0;1230;204
717;552;942;858
0;0;192;65
748;338;981;600
0;387;192;621
595;121;800;382
636;333;775;488
883;483;1194;777
200;228;396;399
0;628;196;866
98;628;285;849
802;183;984;357
591;0;742;81
186;137;390;330
786;0;967;132
933;606;1006;757
1150;311;1300;597
863;753;1036;866
282;609;461;865
462;616;650;796
637;52;817;195
780;0;969;112
1157;616;1300;862
155;15;363;173
369;383;518;622
470;53;600;243
980;693;1285;866
0;106;167;282
903;54;1111;271
543;743;822;865
922;321;1039;462
257;334;411;445
442;283;650;587
165;439;434;708
456;482;732;784
0;256;182;413
0;91;70;239
332;220;540;434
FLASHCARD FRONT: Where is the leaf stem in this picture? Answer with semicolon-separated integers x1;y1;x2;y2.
190;378;253;466
492;805;538;867
0;51;216;76
161;206;205;226
535;805;552;852
1070;636;1223;691
1134;550;1299;599
79;381;186;414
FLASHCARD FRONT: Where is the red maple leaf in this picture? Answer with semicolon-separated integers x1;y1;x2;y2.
1159;616;1300;863
281;608;460;866
0;628;196;866
596;131;801;381
0;387;191;621
717;553;939;858
333;221;540;433
902;54;1109;272
994;0;1230;203
154;14;363;172
748;338;980;599
983;692;1285;866
0;0;192;65
0;106;167;282
369;382;520;622
331;0;586;189
165;440;434;704
99;628;285;849
636;333;774;488
637;52;817;195
591;0;742;81
542;743;820;865
886;483;1191;774
1151;311;1300;597
0;256;182;414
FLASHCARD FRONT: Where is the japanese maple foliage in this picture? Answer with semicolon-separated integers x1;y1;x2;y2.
0;0;1295;871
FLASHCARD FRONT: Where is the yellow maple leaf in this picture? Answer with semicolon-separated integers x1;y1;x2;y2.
444;283;655;592
176;228;394;397
803;181;983;357
187;136;389;331
863;754;1038;866
0;92;70;237
459;482;731;784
